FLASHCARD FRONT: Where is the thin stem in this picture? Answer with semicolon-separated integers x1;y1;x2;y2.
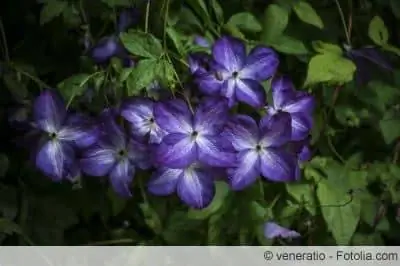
12;64;51;90
163;0;170;49
334;0;351;45
347;0;353;40
85;238;135;246
144;0;151;33
0;18;10;61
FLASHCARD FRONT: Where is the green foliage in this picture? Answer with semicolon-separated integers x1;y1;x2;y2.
293;1;324;29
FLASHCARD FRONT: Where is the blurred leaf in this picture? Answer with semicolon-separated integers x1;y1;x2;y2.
286;183;316;215
40;0;68;25
57;73;93;103
382;44;400;57
368;16;389;46
317;179;361;245
261;4;289;45
390;0;400;19
139;203;162;234
120;31;163;59
126;59;158;95
312;41;343;55
270;35;309;55
226;12;262;33
162;211;203;244
209;0;224;24
293;1;324;29
304;54;356;87
379;112;400;144
351;233;384;245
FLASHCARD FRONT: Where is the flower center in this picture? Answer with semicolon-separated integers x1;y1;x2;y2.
255;144;262;152
191;131;198;137
49;132;57;139
232;71;239;78
118;149;128;157
149;117;155;123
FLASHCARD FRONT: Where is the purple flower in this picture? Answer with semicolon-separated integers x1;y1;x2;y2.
288;139;312;163
147;163;216;209
264;222;300;239
153;97;236;169
80;110;151;197
189;36;279;108
90;36;128;64
193;35;210;48
266;76;315;141
222;112;298;190
117;8;140;34
120;97;166;144
32;90;99;181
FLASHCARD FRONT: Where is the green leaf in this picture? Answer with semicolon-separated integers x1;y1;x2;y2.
120;31;163;59
304;54;356;87
317;179;361;245
187;181;230;220
261;4;289;45
166;27;184;55
312;41;343;55
209;0;224;24
286;183;316;215
100;0;131;7
379;112;400;144
107;188;126;216
293;1;324;29
139;203;162;234
382;43;400;57
226;12;262;33
57;73;92;103
352;233;384;245
126;59;158;95
40;0;68;25
270;35;309;55
390;0;400;19
368;16;389;46
154;58;176;88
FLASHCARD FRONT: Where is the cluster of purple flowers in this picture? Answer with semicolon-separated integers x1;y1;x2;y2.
24;36;314;214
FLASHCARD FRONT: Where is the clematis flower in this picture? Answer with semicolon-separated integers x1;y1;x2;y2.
222;112;298;190
193;35;210;48
266;76;315;141
90;36;134;67
288;139;312;163
153;97;236;169
264;222;300;239
120;97;166;144
147;163;216;209
117;8;140;34
31;90;99;181
190;36;279;107
80;110;151;197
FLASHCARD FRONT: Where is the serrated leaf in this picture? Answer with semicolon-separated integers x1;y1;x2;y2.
304;53;356;87
317;179;361;245
270;35;309;55
154;58;176;88
226;12;262;33
120;31;163;59
40;0;68;25
368;16;389;46
126;59;158;95
312;41;343;55
261;4;289;45
293;1;324;29
57;73;92;102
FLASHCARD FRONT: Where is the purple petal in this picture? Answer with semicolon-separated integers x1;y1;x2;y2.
291;113;313;141
259;112;292;147
188;52;212;75
282;94;315;116
147;167;182;195
99;110;126;149
193;97;229;134
271;76;296;109
212;36;246;72
227;150;260;190
298;145;312;162
35;140;74;181
220;79;237;107
127;138;152;169
58;113;99;148
109;159;135;197
33;90;67;133
235;79;266;108
154;133;197;168
260;148;298;182
193;35;210;48
80;145;117;176
241;46;279;81
264;222;300;239
154;99;193;134
222;115;259;151
196;136;236;167
90;36;122;64
350;48;393;71
117;8;139;33
176;166;215;209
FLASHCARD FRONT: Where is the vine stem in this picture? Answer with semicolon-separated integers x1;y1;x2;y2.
85;238;135;246
334;0;351;45
0;18;9;61
144;0;151;33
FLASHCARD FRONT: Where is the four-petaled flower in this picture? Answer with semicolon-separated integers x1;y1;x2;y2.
80;109;151;197
222;112;298;190
267;76;315;141
264;222;301;239
32;90;99;181
153;97;236;169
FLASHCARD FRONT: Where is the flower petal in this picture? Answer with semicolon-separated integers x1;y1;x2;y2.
193;97;229;134
227;150;260;190
99;108;127;149
283;94;315;115
147;167;182;195
212;36;246;72
264;222;300;239
260;148;298;182
127;138;152;169
80;145;117;176
188;52;212;74
220;79;237;107
58;113;100;148
90;36;121;64
194;72;223;96
259;112;292;147
33;90;67;133
271;76;296;109
298;145;312;162
196;136;236;167
241;46;279;80
235;79;266;108
193;35;210;48
154;99;193;134
176;166;215;209
222;115;259;151
35;140;74;181
291;113;313;141
154;133;197;168
109;159;135;197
